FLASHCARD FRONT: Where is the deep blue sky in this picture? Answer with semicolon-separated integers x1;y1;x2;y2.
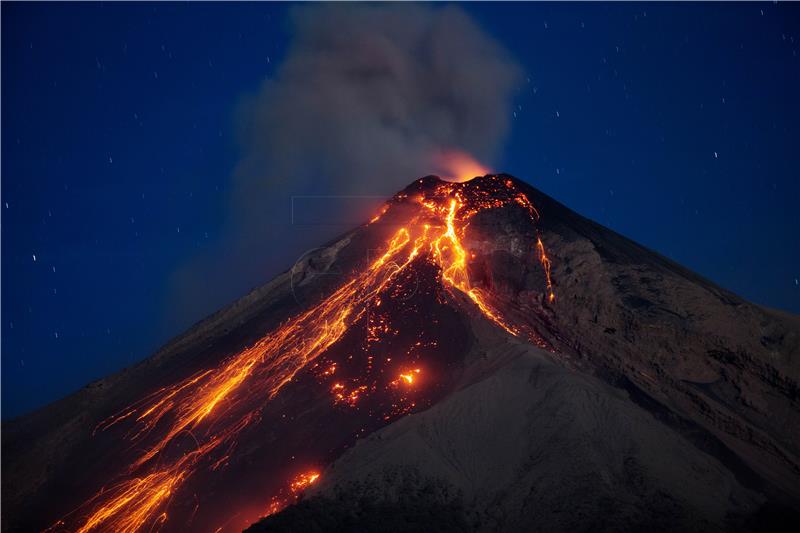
3;2;798;419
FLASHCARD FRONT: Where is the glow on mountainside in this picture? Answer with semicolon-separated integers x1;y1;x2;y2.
50;175;555;532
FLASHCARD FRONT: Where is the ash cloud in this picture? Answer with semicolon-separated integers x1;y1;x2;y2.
236;3;522;198
167;4;522;331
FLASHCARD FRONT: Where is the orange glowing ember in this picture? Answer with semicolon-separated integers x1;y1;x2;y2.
431;149;491;183
396;368;421;385
52;174;554;533
259;470;321;521
536;237;556;303
289;471;320;494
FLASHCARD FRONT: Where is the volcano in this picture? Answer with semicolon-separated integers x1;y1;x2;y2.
3;175;799;532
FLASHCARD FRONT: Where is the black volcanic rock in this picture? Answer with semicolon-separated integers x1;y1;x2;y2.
3;175;799;533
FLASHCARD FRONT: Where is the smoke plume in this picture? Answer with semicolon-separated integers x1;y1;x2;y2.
236;3;521;197
168;4;522;330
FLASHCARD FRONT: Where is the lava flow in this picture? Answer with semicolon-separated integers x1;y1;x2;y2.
50;175;555;533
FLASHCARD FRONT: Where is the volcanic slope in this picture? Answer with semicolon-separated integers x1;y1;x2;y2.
2;175;555;532
3;175;799;533
248;175;800;532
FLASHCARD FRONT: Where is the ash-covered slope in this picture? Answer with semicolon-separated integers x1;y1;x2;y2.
249;324;764;532
247;176;800;532
2;174;551;532
3;175;799;533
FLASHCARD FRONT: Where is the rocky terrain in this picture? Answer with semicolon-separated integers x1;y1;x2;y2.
3;175;799;532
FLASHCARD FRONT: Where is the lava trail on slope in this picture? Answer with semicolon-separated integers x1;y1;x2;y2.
40;175;556;533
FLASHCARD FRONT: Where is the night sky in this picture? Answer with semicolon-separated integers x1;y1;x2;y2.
3;2;799;419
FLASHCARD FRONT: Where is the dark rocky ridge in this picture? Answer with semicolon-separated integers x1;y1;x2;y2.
515;177;800;503
250;175;800;531
3;174;799;532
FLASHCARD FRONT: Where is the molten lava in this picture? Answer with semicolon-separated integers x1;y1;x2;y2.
51;175;555;533
289;471;321;494
260;470;321;521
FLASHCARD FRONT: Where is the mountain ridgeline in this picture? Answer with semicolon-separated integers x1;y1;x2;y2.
3;175;799;532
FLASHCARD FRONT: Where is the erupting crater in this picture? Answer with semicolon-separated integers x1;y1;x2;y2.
41;175;557;533
7;173;800;533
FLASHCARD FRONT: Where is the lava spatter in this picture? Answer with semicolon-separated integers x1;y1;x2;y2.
50;175;555;532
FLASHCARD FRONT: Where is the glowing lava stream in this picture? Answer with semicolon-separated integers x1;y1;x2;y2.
53;176;555;532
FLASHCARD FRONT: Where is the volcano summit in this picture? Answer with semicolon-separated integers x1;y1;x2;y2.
3;175;799;532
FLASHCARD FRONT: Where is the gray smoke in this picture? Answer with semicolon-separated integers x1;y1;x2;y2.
167;4;522;332
235;3;522;199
